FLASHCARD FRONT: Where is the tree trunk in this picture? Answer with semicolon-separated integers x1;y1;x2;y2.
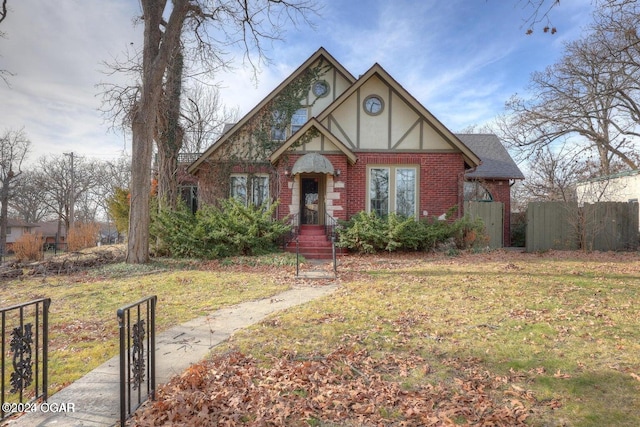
157;147;180;210
0;177;10;258
126;0;188;264
126;109;153;263
156;46;184;211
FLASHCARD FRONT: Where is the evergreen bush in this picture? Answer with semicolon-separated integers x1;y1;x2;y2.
152;198;291;259
337;210;487;254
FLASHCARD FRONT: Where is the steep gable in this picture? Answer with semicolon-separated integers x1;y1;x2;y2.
316;63;481;167
188;47;356;174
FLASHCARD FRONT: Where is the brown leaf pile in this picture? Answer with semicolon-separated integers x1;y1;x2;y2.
131;347;534;426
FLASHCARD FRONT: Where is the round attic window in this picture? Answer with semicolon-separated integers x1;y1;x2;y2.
363;94;384;115
312;80;330;97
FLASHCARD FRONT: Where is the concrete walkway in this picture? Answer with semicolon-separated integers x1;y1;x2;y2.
5;283;338;427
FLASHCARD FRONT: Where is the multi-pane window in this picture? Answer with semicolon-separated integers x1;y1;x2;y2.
291;108;308;134
251;175;269;207
369;168;389;217
230;174;269;206
270;108;308;140
464;181;492;201
271;111;287;141
395;168;416;217
230;175;248;204
368;166;417;217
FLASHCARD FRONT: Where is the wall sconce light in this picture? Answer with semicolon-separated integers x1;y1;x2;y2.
284;168;290;177
335;169;341;177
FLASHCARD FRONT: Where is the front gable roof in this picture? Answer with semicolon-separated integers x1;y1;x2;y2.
268;118;358;165
188;47;356;174
316;63;481;167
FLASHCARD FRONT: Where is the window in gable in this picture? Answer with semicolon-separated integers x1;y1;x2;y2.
271;111;287;141
291;108;308;134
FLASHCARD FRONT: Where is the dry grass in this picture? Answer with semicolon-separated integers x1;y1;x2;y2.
217;250;640;426
2;249;639;426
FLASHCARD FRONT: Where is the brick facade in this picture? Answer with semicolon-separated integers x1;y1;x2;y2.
273;151;467;222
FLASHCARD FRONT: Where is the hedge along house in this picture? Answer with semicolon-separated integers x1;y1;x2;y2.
188;48;522;255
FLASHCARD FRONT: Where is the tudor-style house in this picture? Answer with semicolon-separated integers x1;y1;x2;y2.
188;48;523;255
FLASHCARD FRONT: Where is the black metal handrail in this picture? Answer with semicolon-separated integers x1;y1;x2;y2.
325;213;339;274
282;213;300;249
1;298;50;421
324;212;337;242
118;295;157;426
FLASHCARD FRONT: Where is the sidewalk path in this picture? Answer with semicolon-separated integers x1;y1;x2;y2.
5;283;338;427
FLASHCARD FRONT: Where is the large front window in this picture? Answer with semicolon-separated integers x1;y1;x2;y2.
230;174;269;206
368;166;417;217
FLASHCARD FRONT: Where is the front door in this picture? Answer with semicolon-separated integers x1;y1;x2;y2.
301;176;322;224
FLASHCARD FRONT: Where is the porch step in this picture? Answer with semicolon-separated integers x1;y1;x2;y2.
285;225;346;260
298;225;326;235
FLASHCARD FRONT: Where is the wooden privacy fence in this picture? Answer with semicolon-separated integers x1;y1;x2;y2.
526;201;639;252
464;201;504;249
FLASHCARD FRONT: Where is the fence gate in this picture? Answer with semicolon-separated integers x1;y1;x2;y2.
118;295;157;426
1;298;50;421
465;201;504;249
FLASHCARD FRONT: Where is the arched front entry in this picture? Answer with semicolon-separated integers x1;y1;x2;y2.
291;153;335;226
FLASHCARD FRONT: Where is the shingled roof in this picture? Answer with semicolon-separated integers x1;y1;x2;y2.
457;134;525;180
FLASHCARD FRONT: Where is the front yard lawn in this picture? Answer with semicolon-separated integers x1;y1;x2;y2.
134;250;640;426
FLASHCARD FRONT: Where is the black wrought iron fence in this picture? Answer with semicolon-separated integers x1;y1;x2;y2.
117;295;156;426
1;298;50;421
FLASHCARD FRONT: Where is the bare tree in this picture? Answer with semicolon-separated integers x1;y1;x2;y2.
500;35;639;176
0;0;13;85
36;155;102;240
9;170;52;223
0;128;30;256
182;81;239;154
122;0;316;264
520;0;560;34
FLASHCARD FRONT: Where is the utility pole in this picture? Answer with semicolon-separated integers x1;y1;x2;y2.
64;152;75;230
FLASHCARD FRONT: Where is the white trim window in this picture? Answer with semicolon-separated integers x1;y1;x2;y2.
230;174;270;206
368;166;418;217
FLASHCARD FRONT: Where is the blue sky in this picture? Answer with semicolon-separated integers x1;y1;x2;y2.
0;0;594;165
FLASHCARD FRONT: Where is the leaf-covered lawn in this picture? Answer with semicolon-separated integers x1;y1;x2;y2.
132;250;640;426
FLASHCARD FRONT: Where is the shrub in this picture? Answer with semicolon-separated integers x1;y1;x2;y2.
152;198;291;259
337;210;488;254
67;223;101;251
13;232;44;262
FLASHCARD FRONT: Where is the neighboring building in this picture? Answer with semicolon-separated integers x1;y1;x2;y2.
188;48;522;253
35;220;67;250
576;169;640;229
576;169;640;204
5;219;39;251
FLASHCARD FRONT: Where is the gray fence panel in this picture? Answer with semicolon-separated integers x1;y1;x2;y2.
526;201;638;252
584;202;639;251
464;201;504;249
526;202;579;252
